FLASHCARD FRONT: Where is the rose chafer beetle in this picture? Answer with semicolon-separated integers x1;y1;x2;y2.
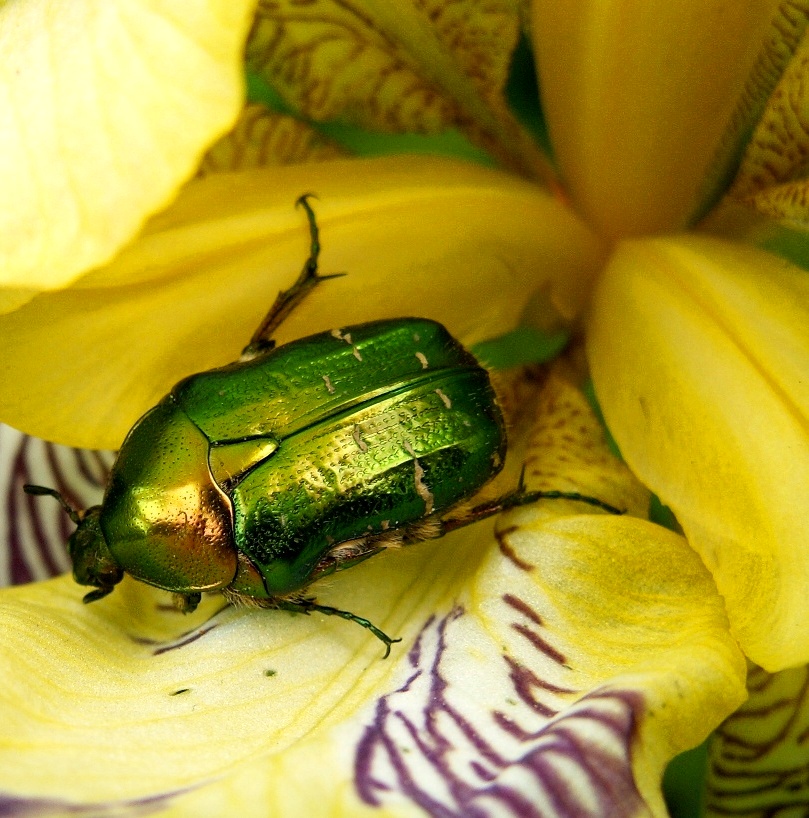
26;196;620;657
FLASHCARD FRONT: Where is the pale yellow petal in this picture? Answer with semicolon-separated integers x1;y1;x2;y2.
0;0;255;294
247;0;552;181
533;0;793;238
0;494;745;815
0;156;602;450
161;516;745;817
705;664;809;817
588;234;809;670
0;539;475;806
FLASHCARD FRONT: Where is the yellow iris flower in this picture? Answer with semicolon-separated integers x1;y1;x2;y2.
1;1;808;816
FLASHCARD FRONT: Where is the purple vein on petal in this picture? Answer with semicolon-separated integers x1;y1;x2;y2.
353;605;648;817
0;786;186;817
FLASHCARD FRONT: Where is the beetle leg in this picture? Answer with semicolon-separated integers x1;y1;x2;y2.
242;194;345;358
274;597;402;659
172;592;202;613
439;483;623;536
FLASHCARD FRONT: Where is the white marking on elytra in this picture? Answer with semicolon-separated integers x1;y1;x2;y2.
353;424;369;453
322;374;335;394
403;440;434;514
381;520;390;530
331;328;362;361
415;351;429;369
435;388;451;408
413;333;420;342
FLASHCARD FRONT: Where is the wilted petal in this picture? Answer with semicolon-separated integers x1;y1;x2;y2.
588;234;809;670
533;0;795;237
0;156;602;450
705;664;809;817
0;0;255;297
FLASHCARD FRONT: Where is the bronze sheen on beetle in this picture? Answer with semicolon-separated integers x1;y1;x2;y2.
26;196;620;656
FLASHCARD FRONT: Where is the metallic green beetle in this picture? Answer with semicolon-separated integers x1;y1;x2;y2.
26;196;619;656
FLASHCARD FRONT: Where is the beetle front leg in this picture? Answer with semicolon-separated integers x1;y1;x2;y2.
242;195;344;358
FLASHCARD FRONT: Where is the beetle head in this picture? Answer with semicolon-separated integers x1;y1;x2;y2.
67;507;124;602
24;485;124;603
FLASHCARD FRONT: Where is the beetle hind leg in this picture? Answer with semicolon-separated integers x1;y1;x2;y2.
439;484;623;536
242;194;344;358
274;597;402;659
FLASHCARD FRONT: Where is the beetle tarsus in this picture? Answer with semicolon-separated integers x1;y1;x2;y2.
502;489;624;516
275;597;401;659
82;586;114;604
242;194;345;358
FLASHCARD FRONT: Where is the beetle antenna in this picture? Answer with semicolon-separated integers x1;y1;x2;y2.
23;484;83;525
275;597;402;659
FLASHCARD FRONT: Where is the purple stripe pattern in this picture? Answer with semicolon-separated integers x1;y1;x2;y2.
0;424;113;587
355;608;646;817
706;664;809;817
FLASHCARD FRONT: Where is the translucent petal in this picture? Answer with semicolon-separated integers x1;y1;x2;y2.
588;234;809;670
533;0;790;238
705;664;809;817
0;0;254;292
247;0;552;181
197;105;346;175
0;156;603;449
729;17;809;227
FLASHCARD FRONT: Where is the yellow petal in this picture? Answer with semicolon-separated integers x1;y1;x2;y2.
247;0;552;181
533;0;791;238
514;364;651;519
705;664;809;816
0;156;603;450
0;0;255;294
588;234;809;670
